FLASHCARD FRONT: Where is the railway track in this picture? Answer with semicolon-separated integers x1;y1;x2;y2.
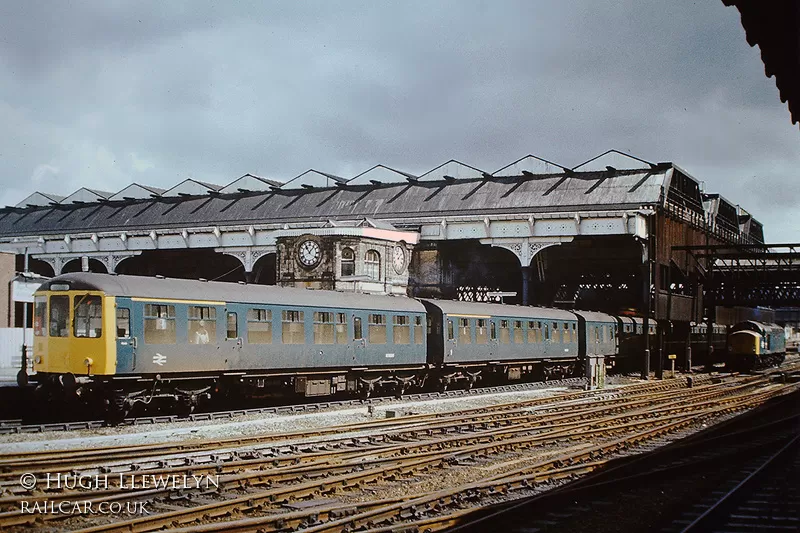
0;373;720;472
0;377;587;434
446;368;800;533
678;422;799;532
0;367;795;532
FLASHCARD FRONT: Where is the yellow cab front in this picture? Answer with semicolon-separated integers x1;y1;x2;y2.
33;286;117;378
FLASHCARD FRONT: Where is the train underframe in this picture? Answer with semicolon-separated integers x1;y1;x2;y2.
727;351;786;372
31;357;585;422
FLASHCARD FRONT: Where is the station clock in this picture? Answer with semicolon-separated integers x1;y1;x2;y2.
297;239;322;268
392;245;406;274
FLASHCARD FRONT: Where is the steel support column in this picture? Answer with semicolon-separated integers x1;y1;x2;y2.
642;213;653;380
521;266;531;306
706;259;714;365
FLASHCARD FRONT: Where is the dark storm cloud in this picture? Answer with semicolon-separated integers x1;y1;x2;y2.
0;0;797;240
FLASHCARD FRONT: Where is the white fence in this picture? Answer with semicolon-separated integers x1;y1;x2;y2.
0;328;32;378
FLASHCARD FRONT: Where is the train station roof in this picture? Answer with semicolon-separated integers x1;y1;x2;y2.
0;164;677;237
0;150;762;247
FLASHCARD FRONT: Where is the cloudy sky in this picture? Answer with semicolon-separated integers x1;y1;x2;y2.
1;1;797;241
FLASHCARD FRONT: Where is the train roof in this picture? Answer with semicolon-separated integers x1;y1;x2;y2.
571;310;617;323
36;273;426;313
419;299;576;320
731;320;783;334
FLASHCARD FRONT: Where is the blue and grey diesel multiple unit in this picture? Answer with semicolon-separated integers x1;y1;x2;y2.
33;273;427;412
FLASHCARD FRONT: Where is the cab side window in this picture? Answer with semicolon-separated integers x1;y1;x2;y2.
34;296;47;337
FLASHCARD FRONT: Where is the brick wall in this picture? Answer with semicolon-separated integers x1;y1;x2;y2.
0;252;15;328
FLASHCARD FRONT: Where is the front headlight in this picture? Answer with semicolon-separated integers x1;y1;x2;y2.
84;357;94;367
34;356;42;364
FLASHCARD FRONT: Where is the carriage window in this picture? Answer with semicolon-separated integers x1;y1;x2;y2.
447;319;454;340
49;295;70;338
74;295;102;338
527;321;536;343
226;312;238;340
336;313;348;344
354;316;363;340
313;311;335;344
394;315;411;344
282;310;305;344
458;318;472;345
189;306;217;344
369;313;387;344
490;321;497;340
544;323;550;341
595;326;601;342
514;320;524;344
551;322;560;343
341;247;355;277
610;325;615;340
34;296;47;337
414;316;424;345
499;320;510;344
144;303;176;344
116;308;130;338
247;309;272;344
476;318;488;344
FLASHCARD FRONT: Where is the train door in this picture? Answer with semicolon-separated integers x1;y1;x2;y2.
222;308;243;367
444;315;457;362
543;322;551;357
352;313;366;364
115;302;136;373
488;319;499;357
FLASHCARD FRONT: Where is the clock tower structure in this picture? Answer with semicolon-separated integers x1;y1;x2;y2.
274;220;418;296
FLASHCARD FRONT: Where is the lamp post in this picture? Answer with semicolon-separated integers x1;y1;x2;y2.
17;248;29;387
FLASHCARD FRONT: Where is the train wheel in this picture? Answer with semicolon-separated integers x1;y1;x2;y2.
358;381;372;400
32;381;59;421
176;394;199;417
105;394;130;425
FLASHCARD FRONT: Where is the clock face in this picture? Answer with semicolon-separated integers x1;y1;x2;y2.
392;245;406;273
298;240;321;268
